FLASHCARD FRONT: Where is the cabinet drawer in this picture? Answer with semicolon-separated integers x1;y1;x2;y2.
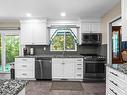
108;68;125;80
15;58;35;64
108;75;127;93
75;62;83;67
75;58;83;63
75;67;83;73
107;84;125;95
75;73;83;79
15;69;35;79
15;63;34;70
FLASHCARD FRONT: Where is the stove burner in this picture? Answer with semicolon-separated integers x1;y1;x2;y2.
80;54;106;61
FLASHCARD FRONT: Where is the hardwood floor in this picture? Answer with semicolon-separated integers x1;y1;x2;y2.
0;74;106;95
26;81;106;95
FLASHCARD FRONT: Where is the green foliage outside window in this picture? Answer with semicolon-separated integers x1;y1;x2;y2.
65;32;75;50
51;32;64;51
6;36;19;64
5;36;19;72
0;35;19;72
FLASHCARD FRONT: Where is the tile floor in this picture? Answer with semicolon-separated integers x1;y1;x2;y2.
26;81;106;95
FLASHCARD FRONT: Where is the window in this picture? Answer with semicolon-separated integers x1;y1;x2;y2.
0;31;20;73
5;35;19;72
50;28;78;51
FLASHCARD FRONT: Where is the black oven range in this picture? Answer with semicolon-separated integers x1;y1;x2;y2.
80;54;106;82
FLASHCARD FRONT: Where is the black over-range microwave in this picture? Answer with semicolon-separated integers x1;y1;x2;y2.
81;33;102;45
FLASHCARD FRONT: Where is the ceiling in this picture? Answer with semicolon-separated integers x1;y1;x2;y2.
0;0;120;20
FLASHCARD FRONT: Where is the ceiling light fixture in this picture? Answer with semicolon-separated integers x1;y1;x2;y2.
61;12;66;17
26;13;32;17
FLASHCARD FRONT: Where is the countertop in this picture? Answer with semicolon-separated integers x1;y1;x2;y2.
16;54;84;58
106;63;127;74
0;80;28;95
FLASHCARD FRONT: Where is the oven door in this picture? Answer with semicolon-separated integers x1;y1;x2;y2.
84;61;105;78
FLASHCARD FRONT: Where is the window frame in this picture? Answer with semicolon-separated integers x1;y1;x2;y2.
0;30;20;73
50;28;78;51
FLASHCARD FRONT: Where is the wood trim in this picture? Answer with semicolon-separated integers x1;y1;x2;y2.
112;26;122;63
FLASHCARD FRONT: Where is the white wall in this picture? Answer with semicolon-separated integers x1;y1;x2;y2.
101;2;121;44
112;18;121;26
101;1;121;64
122;0;127;41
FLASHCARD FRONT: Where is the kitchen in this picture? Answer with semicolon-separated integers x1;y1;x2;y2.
0;0;126;95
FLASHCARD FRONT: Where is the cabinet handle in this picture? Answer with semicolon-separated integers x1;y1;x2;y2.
22;65;27;67
77;64;82;65
110;72;118;77
22;73;27;76
109;88;117;95
62;63;65;64
22;59;27;61
77;74;81;76
109;80;118;86
77;60;82;61
77;68;82;70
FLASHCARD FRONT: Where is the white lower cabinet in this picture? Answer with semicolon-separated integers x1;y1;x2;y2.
52;58;83;80
106;66;127;95
15;58;35;80
63;59;75;79
52;58;64;78
74;58;83;79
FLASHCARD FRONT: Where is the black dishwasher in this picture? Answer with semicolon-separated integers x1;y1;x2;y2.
35;57;52;80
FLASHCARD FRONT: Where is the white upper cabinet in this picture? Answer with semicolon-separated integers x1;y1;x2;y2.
91;23;100;33
20;19;48;45
20;21;33;45
81;22;100;33
122;0;127;41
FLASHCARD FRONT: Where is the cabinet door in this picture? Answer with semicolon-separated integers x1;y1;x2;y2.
81;22;90;33
20;20;48;45
91;23;100;33
32;22;47;45
63;58;75;78
21;22;33;45
52;58;63;78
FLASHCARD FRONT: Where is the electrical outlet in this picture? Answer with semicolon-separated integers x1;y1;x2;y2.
44;47;46;51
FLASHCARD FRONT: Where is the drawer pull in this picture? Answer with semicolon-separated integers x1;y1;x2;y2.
109;80;118;86
22;65;27;67
22;59;27;61
77;68;82;70
109;88;117;95
77;60;82;61
110;72;118;77
22;73;27;76
77;74;81;76
77;64;82;65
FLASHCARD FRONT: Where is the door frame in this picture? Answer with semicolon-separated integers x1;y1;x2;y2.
0;30;20;73
107;16;121;64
